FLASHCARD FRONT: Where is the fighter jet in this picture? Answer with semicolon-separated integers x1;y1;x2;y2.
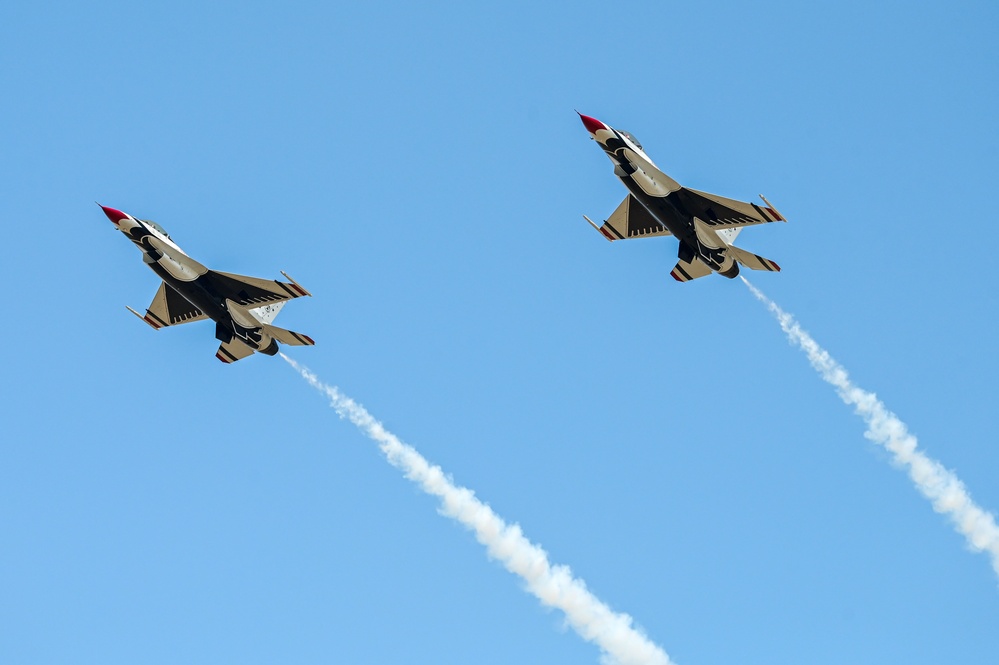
100;204;315;363
579;113;786;282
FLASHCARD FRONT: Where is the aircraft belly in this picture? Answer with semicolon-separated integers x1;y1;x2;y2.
158;257;201;281
630;167;670;198
147;265;229;325
621;181;691;240
622;149;681;192
155;277;268;351
147;237;208;282
225;299;263;328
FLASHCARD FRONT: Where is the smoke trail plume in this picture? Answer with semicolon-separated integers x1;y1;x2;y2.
741;277;999;579
280;353;673;665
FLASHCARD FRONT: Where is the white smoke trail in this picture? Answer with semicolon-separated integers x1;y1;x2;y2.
279;353;673;665
741;277;999;579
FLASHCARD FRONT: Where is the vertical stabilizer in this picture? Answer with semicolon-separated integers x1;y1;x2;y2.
249;300;287;324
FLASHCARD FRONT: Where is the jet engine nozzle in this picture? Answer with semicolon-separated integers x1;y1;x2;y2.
718;262;740;279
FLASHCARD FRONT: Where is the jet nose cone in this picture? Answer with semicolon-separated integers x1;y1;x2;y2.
98;203;129;225
578;112;606;134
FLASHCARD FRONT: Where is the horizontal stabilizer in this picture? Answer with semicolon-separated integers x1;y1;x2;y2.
216;338;256;364
263;323;315;347
670;256;713;282
727;245;781;272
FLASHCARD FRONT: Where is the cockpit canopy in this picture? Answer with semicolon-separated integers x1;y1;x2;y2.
141;219;170;238
619;130;643;151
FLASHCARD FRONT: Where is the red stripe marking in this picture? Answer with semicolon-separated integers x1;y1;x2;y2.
766;207;782;221
599;227;615;241
289;283;307;296
770;260;781;272
670;269;684;282
301;335;315;345
143;315;161;329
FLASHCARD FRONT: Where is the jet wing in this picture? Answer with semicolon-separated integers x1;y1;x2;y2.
133;282;208;329
215;338;256;364
588;194;672;241
205;271;311;308
676;189;786;230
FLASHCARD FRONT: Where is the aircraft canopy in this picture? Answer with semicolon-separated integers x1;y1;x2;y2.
619;130;643;150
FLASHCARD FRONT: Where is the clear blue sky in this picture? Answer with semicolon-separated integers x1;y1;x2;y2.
2;1;997;663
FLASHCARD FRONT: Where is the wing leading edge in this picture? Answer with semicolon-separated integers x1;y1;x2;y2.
206;270;311;308
678;189;786;230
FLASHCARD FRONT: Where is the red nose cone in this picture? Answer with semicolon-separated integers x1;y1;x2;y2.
578;113;606;134
99;204;129;225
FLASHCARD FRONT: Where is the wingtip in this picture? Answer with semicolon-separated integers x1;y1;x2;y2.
759;194;786;222
280;270;312;296
583;215;617;242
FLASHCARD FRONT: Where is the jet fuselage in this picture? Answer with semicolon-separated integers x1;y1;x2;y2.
579;114;740;277
101;205;281;354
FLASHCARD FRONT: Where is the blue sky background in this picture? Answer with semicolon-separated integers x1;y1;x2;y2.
2;1;997;663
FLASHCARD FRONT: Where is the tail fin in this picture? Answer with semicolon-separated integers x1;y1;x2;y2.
727;244;781;272
263;323;315;347
249;300;286;324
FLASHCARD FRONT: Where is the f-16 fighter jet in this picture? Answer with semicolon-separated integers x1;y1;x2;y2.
579;113;786;282
100;204;315;363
